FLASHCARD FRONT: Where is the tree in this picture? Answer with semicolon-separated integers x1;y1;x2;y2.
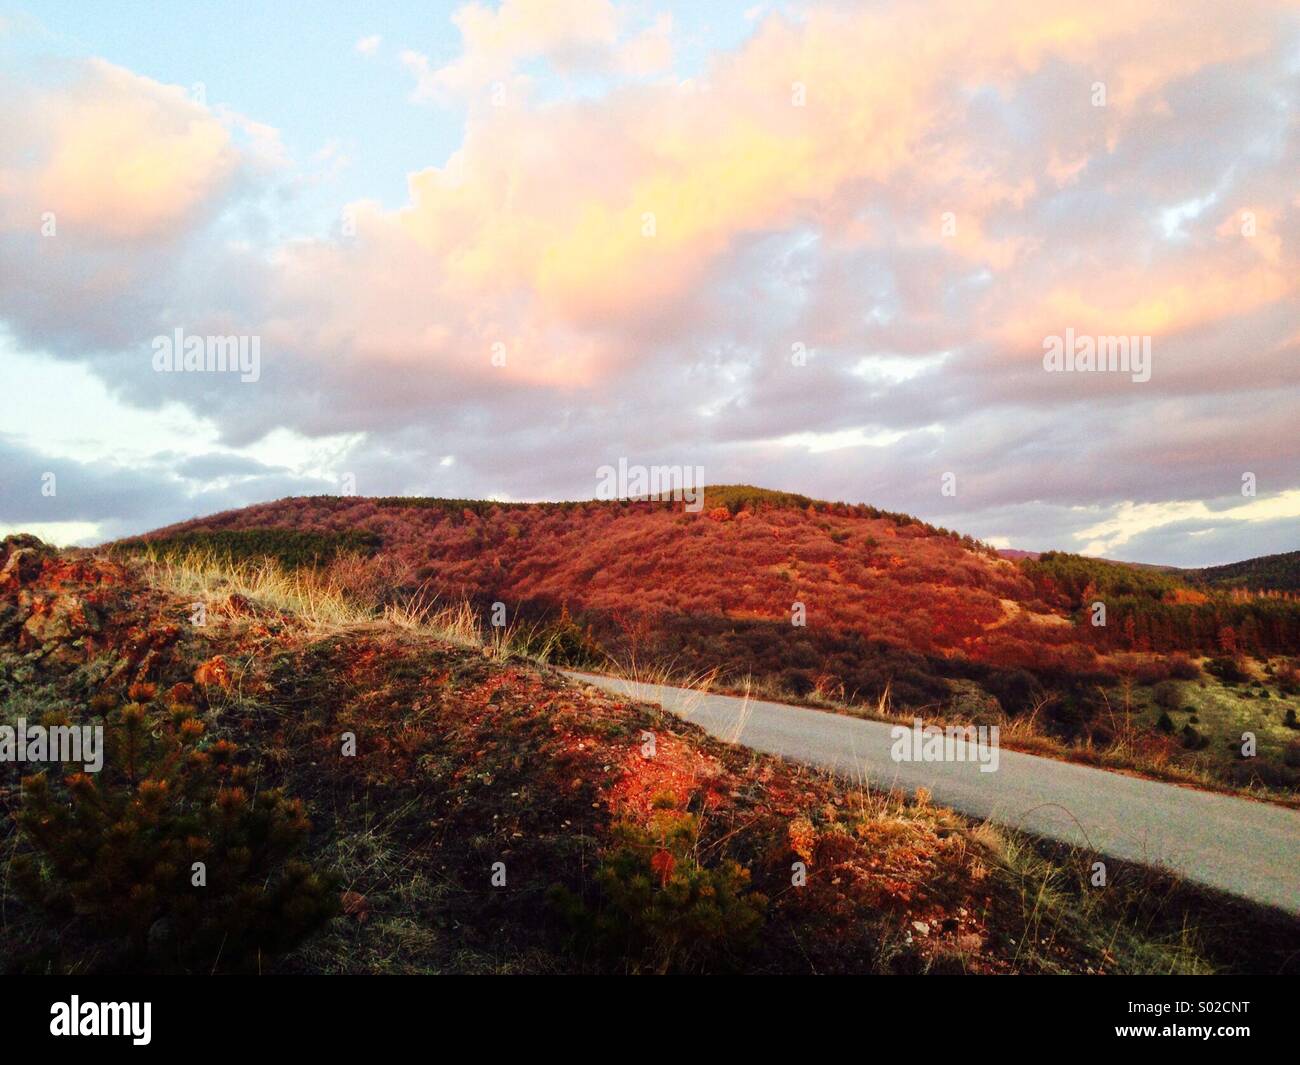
14;695;337;971
1218;625;1238;655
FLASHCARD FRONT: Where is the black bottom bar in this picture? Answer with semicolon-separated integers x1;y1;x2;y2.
1;974;1286;1050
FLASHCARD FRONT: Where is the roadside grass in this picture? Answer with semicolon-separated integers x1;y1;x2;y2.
971;826;1207;975
584;654;728;733
977;825;1300;976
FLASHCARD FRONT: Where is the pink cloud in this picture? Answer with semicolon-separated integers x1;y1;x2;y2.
291;0;1294;394
0;59;240;242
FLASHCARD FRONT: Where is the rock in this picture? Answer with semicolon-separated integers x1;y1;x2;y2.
41;643;84;671
0;545;49;590
22;594;100;643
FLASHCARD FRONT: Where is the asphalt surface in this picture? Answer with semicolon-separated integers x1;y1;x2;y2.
562;670;1300;915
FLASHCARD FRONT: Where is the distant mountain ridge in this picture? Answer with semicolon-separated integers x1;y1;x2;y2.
1185;551;1300;594
997;549;1300;593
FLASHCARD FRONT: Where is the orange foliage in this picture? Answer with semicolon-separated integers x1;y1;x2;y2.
149;496;1047;663
194;655;232;689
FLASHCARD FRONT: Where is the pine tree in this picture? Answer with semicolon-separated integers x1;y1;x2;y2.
13;693;337;971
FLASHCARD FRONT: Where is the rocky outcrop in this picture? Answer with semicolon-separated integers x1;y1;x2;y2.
0;537;165;685
0;534;55;592
22;593;102;643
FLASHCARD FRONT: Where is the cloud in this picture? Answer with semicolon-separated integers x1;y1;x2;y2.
0;1;1296;564
0;58;240;241
403;0;670;103
174;453;287;481
0;433;193;538
0;56;281;375
355;34;382;58
1073;490;1300;556
0;432;349;546
616;13;673;77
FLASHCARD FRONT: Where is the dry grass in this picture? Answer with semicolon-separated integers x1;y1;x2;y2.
139;548;537;654
592;654;725;726
982;826;1212;975
381;587;482;648
143;547;372;630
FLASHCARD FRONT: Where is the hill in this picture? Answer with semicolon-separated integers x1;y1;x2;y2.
1186;550;1300;594
127;486;1075;674
996;549;1041;561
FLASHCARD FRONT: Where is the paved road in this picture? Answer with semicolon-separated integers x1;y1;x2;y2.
562;670;1300;915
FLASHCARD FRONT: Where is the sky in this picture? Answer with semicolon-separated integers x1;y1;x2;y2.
0;0;1297;566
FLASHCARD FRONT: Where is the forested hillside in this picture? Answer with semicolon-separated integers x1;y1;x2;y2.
1187;551;1300;594
1024;552;1300;655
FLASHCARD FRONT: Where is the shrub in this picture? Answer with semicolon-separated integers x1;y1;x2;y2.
1167;655;1201;680
1152;681;1181;710
1285;739;1300;770
515;604;602;666
553;812;766;973
1155;711;1174;734
13;697;337;970
1181;724;1210;751
780;668;816;697
1134;660;1171;685
1285;708;1299;730
982;669;1045;718
1206;656;1247;684
1277;662;1300;696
